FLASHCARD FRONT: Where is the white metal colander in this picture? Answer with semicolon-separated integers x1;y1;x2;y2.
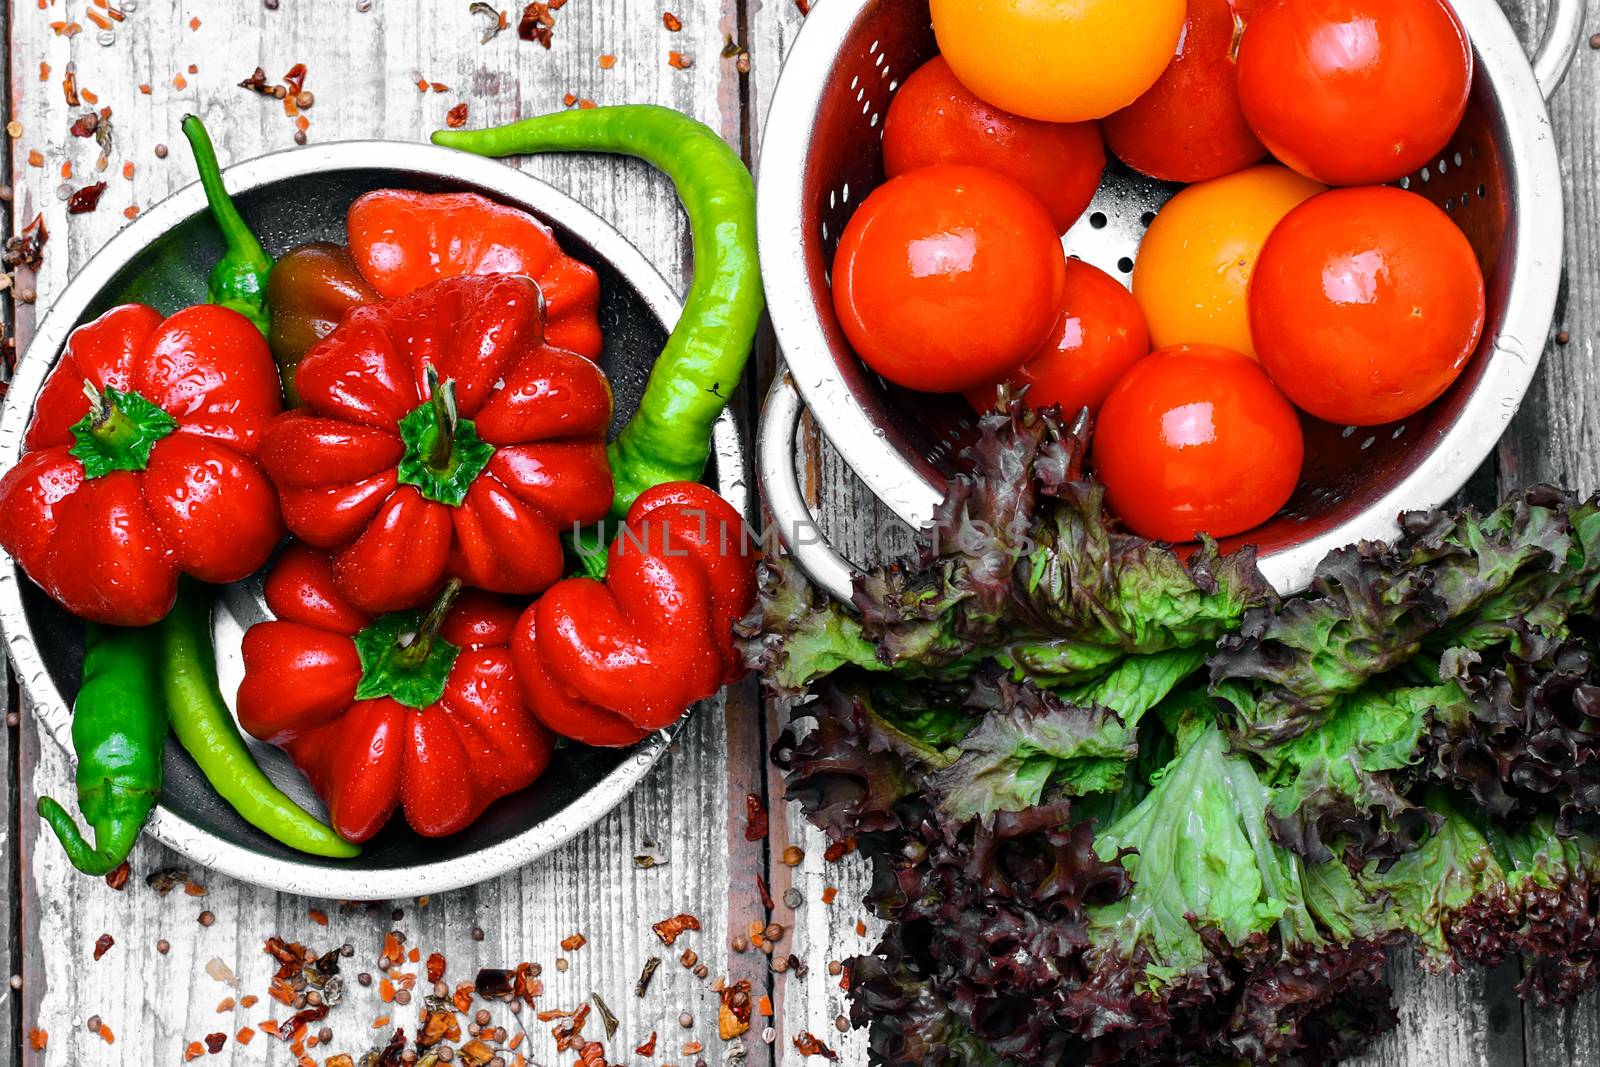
756;0;1585;600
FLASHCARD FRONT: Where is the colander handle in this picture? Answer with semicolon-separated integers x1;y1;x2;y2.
757;372;861;604
1533;0;1585;99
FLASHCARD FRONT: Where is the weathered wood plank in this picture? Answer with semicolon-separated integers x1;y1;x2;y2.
8;1;755;1064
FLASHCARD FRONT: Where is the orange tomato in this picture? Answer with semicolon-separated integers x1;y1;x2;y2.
1103;0;1270;183
884;56;1106;233
965;259;1150;416
1250;186;1486;426
1093;344;1304;541
831;165;1065;393
931;0;1187;123
1237;0;1472;185
1132;165;1324;357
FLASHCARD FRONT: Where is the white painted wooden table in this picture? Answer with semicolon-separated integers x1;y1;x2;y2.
0;0;1596;1064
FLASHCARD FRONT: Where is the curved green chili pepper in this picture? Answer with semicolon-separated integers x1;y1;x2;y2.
182;114;274;336
432;105;764;518
37;624;167;875
158;580;360;858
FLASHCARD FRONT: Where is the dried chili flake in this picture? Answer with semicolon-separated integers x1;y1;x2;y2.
591;992;619;1037
430;82;450;93
104;861;130;889
425;952;446;982
216;997;235;1012
470;1;507;44
795;0;811;13
662;11;682;30
67;181;107;215
283;1003;328;1036
756;874;775;912
794;1032;838;1059
758;994;773;1016
668;51;694;69
718;979;752;1039
577;1042;607;1066
823;836;857;862
235;1027;255;1045
203;1032;226;1053
27;1029;47;1050
635;1030;658;1055
97;1023;115;1044
460;1038;498;1065
651;913;700;945
174;73;188;90
743;793;768;841
563;91;578;106
821;886;837;905
122;161;134;180
92;933;115;960
598;54;617;69
446;102;470;128
517;3;554;46
60;160;73;179
61;66;81;108
560;932;588;952
307;908;328;925
579;98;597;109
268;978;297;1006
183;1040;204;1060
326;1056;354;1067
551;1003;591;1051
123;205;140;220
371;1015;390;1029
284;63;308;95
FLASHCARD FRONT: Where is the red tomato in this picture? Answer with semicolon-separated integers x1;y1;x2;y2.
1094;344;1304;541
884;56;1106;233
1103;0;1269;183
965;259;1150;415
1250;186;1486;426
831;165;1066;393
1236;0;1472;185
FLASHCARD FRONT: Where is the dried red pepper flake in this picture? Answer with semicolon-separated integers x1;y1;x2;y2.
562;91;578;106
579;98;597;109
668;50;694;69
284;63;308;95
307;908;328;925
560;932;588;952
39;61;50;81
188;15;201;29
794;1032;839;1059
174;73;188;90
68;180;109;213
426;951;446;982
97;1023;115;1044
756;873;775;912
203;1032;226;1054
63;66;80;106
235;1027;255;1045
85;7;110;28
651;913;700;945
662;11;682;30
123;205;140;220
183;1039;204;1060
635;1031;658;1056
822;835;858;862
92;932;115;959
743;792;768;841
27;1028;47;1050
598;54;617;69
795;0;811;13
821;885;838;905
104;861;130;889
446;102;470;128
718;979;752;1039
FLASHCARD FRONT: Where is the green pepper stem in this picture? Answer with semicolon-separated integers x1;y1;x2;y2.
37;795;144;876
394;578;463;669
79;380;139;450
424;364;459;473
182;114;274;337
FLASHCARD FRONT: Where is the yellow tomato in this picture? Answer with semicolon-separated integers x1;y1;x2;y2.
1132;165;1325;358
931;0;1187;122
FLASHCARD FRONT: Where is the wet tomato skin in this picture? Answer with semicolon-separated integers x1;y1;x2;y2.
1250;186;1487;426
1237;0;1472;185
931;0;1187;123
831;164;1066;393
884;56;1106;233
1093;344;1304;541
1103;0;1269;183
966;259;1150;416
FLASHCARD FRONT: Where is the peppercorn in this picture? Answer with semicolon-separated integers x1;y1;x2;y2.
678;1011;694;1028
781;845;804;866
156;940;170;955
198;911;215;927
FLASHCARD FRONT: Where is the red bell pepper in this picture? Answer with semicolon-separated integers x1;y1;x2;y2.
237;542;555;841
0;303;284;626
513;482;757;747
258;272;614;614
347;189;603;360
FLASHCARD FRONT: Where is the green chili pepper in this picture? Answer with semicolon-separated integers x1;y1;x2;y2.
37;624;167;875
432;105;764;518
182;114;274;336
157;580;360;858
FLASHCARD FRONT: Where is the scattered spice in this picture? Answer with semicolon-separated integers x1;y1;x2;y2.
784;887;804;909
561;932;588;952
426;952;446;983
92;933;115;960
668;50;694;69
188;15;201;29
26;150;42;168
781;845;805;867
635;956;662;999
446;102;470;128
236;1027;255;1045
821;886;837;905
635;1031;658;1056
517;2;555;47
718;980;752;1039
743;793;768;841
822;836;857;862
598;54;617;69
204;1032;226;1054
793;1032;838;1059
308;908;329;926
470;1;508;43
184;1040;203;1060
155;143;169;158
156;939;171;955
5;121;20;138
67;181;108;215
28;1029;47;1050
198;910;216;927
104;861;130;890
684;1040;704;1055
1556;330;1571;345
591;992;619;1037
755;875;775;913
795;0;811;13
758;995;773;1016
662;11;681;30
651;913;701;946
97;1023;116;1044
121;161;134;180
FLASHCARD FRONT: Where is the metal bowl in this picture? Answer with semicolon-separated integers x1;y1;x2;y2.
0;141;746;898
756;0;1584;600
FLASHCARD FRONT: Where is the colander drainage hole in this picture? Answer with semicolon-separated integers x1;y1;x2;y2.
1477;184;1487;199
1140;211;1156;227
1116;256;1134;274
1089;211;1108;229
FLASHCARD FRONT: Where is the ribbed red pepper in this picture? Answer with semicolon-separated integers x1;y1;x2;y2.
347;189;603;360
0;303;283;625
258;272;613;614
513;482;757;747
237;542;554;841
